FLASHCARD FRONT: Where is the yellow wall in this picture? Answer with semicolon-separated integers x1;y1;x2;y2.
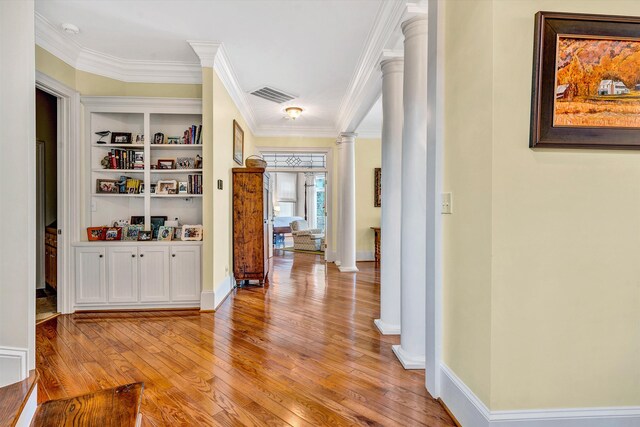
444;0;640;411
254;136;381;258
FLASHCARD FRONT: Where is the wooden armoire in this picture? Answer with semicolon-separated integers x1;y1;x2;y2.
232;168;270;286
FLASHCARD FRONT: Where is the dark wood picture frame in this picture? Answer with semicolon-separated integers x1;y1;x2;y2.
531;11;640;149
233;120;244;165
374;168;381;207
110;132;132;144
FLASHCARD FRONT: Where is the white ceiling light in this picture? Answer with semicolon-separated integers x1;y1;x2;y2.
285;107;303;120
61;23;79;35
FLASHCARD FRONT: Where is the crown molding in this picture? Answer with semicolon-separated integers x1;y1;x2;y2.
188;41;221;68
36;12;201;84
253;124;338;138
335;0;407;133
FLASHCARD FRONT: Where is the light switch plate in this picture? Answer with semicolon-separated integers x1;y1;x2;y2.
441;192;452;214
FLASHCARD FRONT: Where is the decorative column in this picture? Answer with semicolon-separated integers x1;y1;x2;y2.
338;132;358;272
393;15;428;369
334;139;343;266
374;57;404;336
296;172;306;218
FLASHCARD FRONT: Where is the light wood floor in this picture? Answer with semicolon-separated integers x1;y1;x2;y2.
36;251;455;426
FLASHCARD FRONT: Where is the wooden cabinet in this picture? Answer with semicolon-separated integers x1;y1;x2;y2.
74;243;201;309
233;168;270;286
45;227;57;289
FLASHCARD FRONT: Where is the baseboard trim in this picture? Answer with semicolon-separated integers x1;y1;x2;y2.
213;275;234;310
200;290;215;311
373;318;400;335
391;344;425;369
356;251;375;261
440;363;640;427
0;347;28;386
338;265;359;273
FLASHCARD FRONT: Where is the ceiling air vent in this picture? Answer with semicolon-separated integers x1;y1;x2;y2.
250;87;296;104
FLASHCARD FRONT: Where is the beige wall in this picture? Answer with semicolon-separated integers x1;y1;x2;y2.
444;0;640;411
254;136;381;258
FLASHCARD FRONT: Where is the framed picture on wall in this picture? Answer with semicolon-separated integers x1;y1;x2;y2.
374;168;381;207
233;119;244;165
531;11;640;149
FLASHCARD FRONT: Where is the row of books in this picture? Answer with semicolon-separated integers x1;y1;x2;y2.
154;124;202;145
107;149;144;170
183;125;202;145
187;174;202;194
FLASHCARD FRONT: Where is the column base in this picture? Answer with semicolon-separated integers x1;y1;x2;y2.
392;344;425;370
338;265;359;273
334;260;342;267
374;319;400;335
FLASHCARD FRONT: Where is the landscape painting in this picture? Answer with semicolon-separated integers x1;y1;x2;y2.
554;36;640;128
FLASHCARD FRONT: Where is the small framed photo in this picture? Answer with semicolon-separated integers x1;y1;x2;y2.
111;132;132;144
139;183;145;194
96;179;119;194
112;219;129;227
105;227;122;241
87;227;106;241
178;181;188;194
157;159;175;169
173;227;182;240
123;225;142;241
153;132;165;145
150;216;167;239
150;184;156;194
137;230;152;241
167;136;181;145
176;157;194;169
157;226;173;241
194;155;202;169
156;180;177;194
181;224;203;241
133;134;144;144
130;216;145;226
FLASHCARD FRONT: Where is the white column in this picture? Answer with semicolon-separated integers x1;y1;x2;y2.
306;174;318;229
334;139;343;266
338;133;358;272
296;172;306;218
392;15;428;369
374;57;404;336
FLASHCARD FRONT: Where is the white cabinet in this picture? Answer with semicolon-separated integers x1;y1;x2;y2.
107;247;138;303
75;246;106;304
75;243;200;309
171;245;201;301
139;246;170;302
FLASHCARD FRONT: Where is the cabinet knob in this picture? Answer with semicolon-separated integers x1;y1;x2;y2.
132;254;136;258
140;254;144;257
172;254;176;257
99;254;103;258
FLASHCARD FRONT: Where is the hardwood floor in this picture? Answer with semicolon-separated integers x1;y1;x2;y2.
36;251;455;426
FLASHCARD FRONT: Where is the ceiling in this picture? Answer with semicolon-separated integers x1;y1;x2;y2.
35;0;394;137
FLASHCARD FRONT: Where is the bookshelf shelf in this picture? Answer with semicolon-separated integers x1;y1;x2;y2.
150;144;202;149
92;144;145;149
91;193;144;198
92;169;145;173
151;194;203;198
151;169;202;174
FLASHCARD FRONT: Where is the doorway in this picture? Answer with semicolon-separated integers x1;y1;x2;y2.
35;88;59;322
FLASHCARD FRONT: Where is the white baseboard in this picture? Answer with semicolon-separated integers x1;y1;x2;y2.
15;384;37;427
338;265;359;273
373;318;400;335
356;251;375;261
440;363;640;427
0;347;28;387
325;250;337;262
200;290;215;311
391;344;425;369
213;274;234;310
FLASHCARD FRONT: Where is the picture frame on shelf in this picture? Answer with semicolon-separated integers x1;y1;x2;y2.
87;227;106;241
123;225;143;241
133;134;144;144
137;230;152;241
130;216;145;226
139;183;145;194
96;179;119;194
157;180;177;194
153;132;165;144
182;224;203;241
150;216;167;239
157;226;173;241
112;219;129;227
150;184;156;194
176;157;194;169
194;155;202;169
173;227;182;240
111;132;132;144
157;159;175;169
233;120;244;165
168;136;181;145
531;11;640;149
178;181;188;194
105;227;122;241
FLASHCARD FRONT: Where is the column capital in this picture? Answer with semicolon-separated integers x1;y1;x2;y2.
188;41;221;68
380;57;404;75
401;15;428;40
339;132;357;144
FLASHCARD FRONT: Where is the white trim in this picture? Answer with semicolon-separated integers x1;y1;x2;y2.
373;319;400;335
35;13;82;68
356;250;375;261
35;141;46;290
213;275;234;310
325;250;337;262
0;347;28;386
80;96;202;113
440;364;640;427
200;290;215;310
338;266;359;273
36;71;81;315
254;125;338;138
391;344;425;369
15;385;38;427
187;41;221;68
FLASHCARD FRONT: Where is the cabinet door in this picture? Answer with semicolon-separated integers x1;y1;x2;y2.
75;247;106;304
139;246;170;302
170;246;201;302
107;246;138;303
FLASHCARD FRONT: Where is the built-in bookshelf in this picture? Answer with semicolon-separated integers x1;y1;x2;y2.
82;97;204;239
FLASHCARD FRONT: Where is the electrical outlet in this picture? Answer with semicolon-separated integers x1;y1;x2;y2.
441;192;452;214
217;179;223;190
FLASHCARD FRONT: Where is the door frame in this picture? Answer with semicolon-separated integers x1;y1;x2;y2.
35;71;81;314
35;140;46;290
258;146;333;261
